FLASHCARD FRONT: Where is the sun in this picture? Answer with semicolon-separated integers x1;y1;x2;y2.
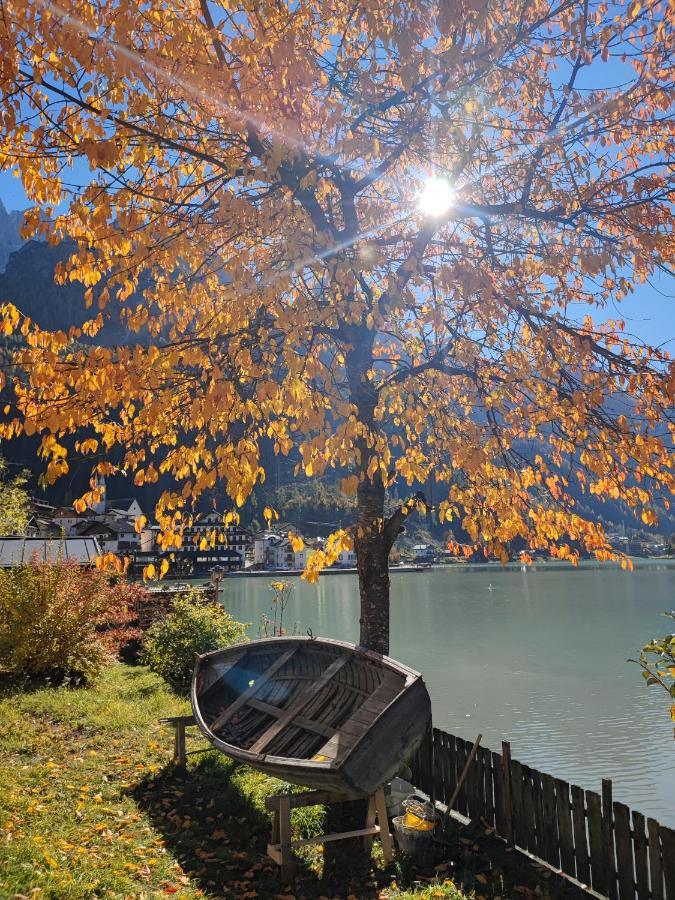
418;176;455;217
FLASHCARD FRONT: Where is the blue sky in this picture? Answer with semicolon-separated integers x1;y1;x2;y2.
2;166;671;349
1;41;672;351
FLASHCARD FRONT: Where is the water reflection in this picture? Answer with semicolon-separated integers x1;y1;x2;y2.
219;560;675;825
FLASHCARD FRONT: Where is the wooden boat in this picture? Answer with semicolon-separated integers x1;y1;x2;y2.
191;636;431;795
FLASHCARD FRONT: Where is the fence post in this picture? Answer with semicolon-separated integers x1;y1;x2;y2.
501;740;514;846
602;778;616;899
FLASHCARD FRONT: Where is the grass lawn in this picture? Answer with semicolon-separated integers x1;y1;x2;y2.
0;663;468;899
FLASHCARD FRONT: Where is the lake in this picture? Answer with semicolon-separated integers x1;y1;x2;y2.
216;560;675;826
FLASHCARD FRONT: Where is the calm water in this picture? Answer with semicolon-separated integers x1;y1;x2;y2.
216;561;675;825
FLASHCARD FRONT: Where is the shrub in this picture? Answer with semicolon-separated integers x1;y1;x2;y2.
141;591;248;693
0;559;140;682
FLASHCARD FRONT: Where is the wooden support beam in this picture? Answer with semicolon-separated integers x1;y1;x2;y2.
266;786;393;878
278;792;293;883
249;655;349;754
265;789;360;811
247;697;336;739
374;785;394;865
209;645;297;733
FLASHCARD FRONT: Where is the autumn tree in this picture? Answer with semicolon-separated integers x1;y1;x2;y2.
0;0;673;653
0;455;30;535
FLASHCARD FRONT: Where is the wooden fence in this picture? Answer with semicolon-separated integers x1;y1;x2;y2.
410;727;675;900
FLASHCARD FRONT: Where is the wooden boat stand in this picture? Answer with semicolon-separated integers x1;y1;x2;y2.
265;787;393;882
159;716;394;882
159;714;198;767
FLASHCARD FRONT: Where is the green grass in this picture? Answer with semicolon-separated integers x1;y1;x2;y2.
0;663;471;899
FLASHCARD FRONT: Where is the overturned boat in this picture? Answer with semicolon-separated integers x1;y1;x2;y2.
191;636;431;795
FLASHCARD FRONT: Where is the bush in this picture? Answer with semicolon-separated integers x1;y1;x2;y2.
141;591;248;693
0;560;140;682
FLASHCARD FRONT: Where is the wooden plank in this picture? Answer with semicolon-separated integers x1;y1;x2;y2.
501;741;514;846
196;648;248;693
571;784;590;886
631;811;649;900
247;697;336;739
520;765;536;855
364;794;377;852
613;802;634;900
434;730;446;806
482;747;495;828
250;655;350;753
492;750;504;834
277;824;380;848
660;826;675;900
647;818;663;900
278;792;293;883
265;789;361;811
375;786;394;866
472;741;484;822
587;790;609;895
510;759;524;846
541;773;559;868
441;731;453;807
173;721;186;767
530;769;546;860
555;777;575;878
210;645;297;732
313;674;403;762
604;779;617;900
160;715;197;726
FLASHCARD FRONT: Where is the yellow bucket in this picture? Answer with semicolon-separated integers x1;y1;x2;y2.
402;810;435;831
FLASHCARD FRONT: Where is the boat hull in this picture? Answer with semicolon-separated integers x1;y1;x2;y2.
191;636;431;795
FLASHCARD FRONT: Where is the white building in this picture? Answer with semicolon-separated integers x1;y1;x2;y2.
336;549;356;568
166;512;252;567
253;532;302;569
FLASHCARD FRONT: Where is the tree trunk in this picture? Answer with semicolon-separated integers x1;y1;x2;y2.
355;477;390;655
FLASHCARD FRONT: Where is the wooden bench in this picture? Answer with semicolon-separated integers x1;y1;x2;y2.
265;787;393;882
159;715;198;766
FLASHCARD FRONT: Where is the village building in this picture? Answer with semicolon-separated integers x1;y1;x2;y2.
413;544;436;564
161;512;252;574
253;532;306;570
336;549;356;568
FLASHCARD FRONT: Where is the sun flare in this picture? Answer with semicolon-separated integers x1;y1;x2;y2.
418;176;455;217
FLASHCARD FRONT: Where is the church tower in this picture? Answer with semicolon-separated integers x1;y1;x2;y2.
91;473;106;515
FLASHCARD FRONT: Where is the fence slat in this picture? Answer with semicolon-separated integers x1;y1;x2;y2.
458;737;470;816
434;729;446;805
613;802;634;900
492;749;505;834
587;790;609;895
555;777;575;877
660;826;675;900
482;747;495;828
647;818;663;900
541;773;559;867
532;769;547;860
604;779;617;900
473;742;484;821
521;765;536;855
571;784;590;886
511;759;525;847
442;730;453;807
631;811;649;900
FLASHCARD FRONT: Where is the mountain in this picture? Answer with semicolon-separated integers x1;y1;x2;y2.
0;199;23;272
0;238;144;345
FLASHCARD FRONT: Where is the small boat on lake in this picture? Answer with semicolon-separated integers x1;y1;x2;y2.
191;636;431;795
